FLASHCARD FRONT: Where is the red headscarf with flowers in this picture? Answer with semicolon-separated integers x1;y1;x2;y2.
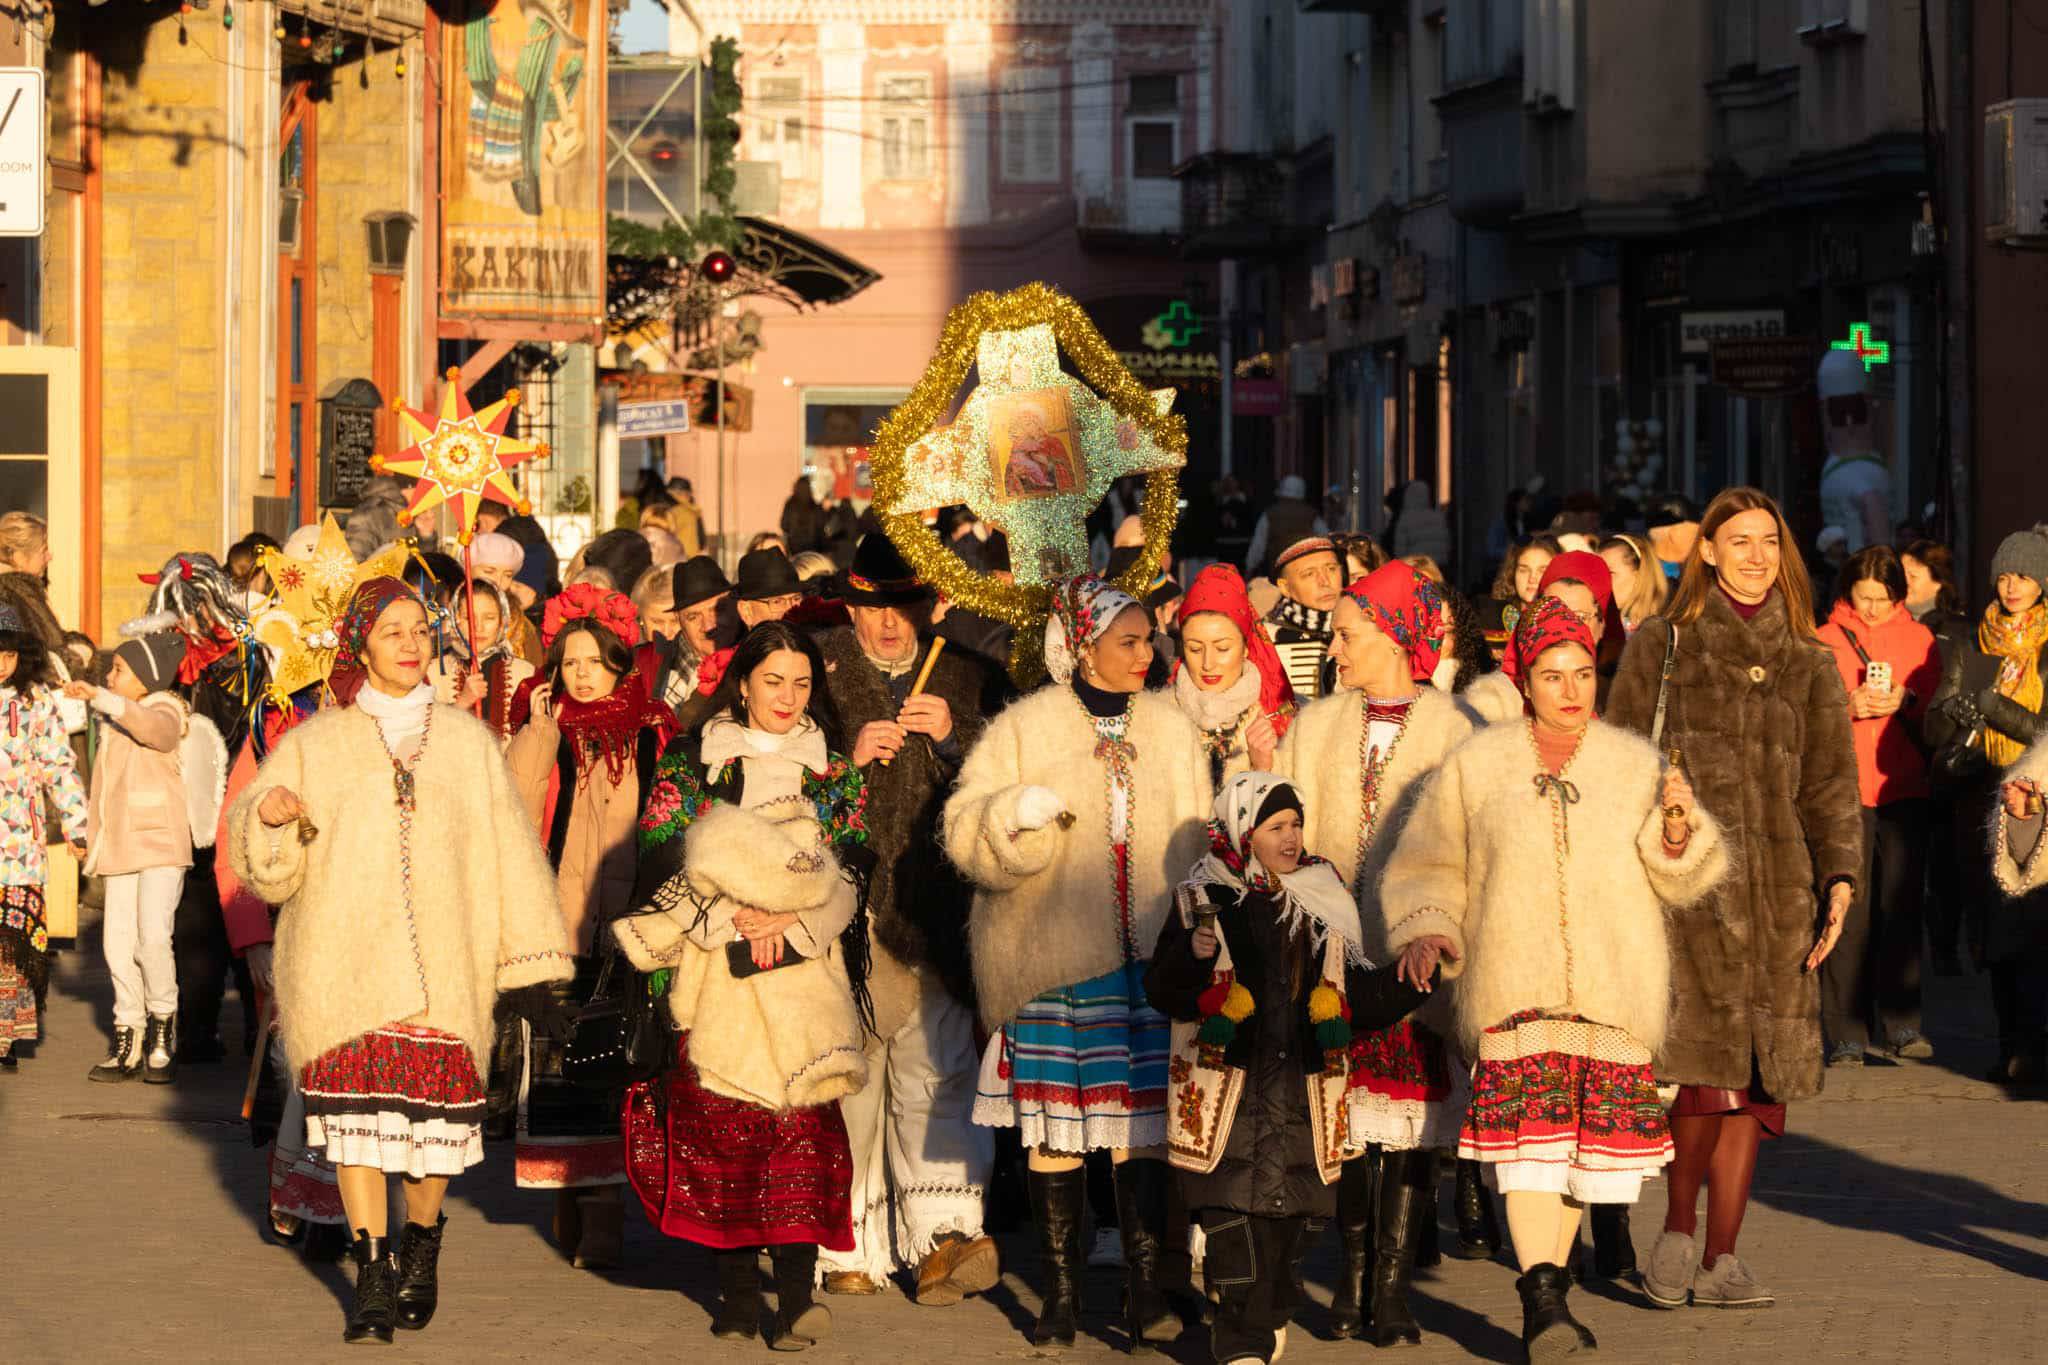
1510;595;1597;696
1174;564;1296;724
1344;561;1448;682
539;584;673;787
329;577;425;707
1502;550;1625;683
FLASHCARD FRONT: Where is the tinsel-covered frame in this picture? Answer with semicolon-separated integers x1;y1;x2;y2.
870;283;1184;684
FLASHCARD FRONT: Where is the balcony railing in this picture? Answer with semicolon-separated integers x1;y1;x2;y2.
1175;151;1317;259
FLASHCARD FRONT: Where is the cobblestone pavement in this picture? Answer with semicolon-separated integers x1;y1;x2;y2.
5;910;2047;1364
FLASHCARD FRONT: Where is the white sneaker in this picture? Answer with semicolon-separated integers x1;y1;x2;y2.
1642;1230;1700;1308
1087;1227;1124;1268
1692;1253;1775;1308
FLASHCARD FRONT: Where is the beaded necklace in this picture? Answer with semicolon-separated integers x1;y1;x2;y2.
1524;718;1586;1007
1354;693;1414;885
1074;688;1140;959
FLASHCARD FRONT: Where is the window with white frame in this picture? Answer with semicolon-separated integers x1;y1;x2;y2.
754;76;807;182
1000;67;1061;183
879;74;933;180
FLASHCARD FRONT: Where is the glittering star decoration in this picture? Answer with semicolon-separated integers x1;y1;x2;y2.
251;514;412;700
891;323;1182;583
375;366;550;545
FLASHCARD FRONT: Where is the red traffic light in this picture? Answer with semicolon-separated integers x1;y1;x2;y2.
700;251;736;284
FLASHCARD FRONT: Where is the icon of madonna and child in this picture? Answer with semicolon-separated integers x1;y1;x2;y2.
991;390;1084;499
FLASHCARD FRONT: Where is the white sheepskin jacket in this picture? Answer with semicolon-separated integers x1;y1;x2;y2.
614;800;868;1113
1276;685;1476;962
228;703;573;1074
1458;670;1524;727
1380;718;1730;1055
945;685;1212;1033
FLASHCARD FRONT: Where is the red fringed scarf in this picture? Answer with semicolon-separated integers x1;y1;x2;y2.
552;667;675;788
178;626;238;686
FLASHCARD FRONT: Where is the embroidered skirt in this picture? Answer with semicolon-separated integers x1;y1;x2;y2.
1346;1019;1467;1152
0;886;49;1047
973;959;1170;1153
516;957;625;1189
300;1025;488;1178
1459;1011;1672;1204
623;1030;853;1250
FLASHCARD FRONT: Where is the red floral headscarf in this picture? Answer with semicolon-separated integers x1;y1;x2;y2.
329;577;426;707
1501;550;1624;682
1510;595;1597;690
1344;561;1447;682
542;582;642;650
1174;564;1295;721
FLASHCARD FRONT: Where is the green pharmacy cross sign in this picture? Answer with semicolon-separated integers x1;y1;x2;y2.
1142;300;1203;350
1831;322;1890;372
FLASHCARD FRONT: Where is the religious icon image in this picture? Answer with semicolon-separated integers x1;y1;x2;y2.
991;389;1082;500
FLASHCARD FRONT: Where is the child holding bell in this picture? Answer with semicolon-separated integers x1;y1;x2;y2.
1144;772;1434;1365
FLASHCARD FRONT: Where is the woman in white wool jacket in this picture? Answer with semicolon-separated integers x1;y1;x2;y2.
944;576;1210;1353
1275;559;1473;1347
229;577;572;1346
1385;598;1728;1362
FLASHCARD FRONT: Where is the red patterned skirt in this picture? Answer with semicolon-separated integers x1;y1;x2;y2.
623;1031;853;1251
298;1025;488;1177
1458;1011;1672;1203
1346;1019;1465;1151
0;885;49;1047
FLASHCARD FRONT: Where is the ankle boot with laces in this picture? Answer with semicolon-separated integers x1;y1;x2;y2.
344;1230;396;1344
143;1014;178;1085
88;1026;143;1083
394;1215;446;1330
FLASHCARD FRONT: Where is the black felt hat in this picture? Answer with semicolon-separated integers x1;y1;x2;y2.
672;555;731;610
836;534;932;607
734;547;803;601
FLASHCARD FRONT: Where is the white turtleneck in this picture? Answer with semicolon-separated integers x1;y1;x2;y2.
356;681;434;754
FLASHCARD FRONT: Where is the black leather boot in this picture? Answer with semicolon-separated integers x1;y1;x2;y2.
1589;1204;1636;1281
1328;1154;1376;1339
1113;1158;1183;1353
142;1013;178;1085
1367;1149;1428;1348
1027;1165;1086;1348
1155;1175;1205;1325
768;1243;829;1351
88;1026;143;1083
393;1214;445;1330
710;1249;762;1341
343;1230;396;1345
1452;1157;1502;1259
1516;1261;1593;1361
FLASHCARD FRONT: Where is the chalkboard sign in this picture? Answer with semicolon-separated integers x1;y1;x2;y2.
318;377;383;508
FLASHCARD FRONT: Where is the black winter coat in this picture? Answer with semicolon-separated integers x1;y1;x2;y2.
1145;886;1428;1219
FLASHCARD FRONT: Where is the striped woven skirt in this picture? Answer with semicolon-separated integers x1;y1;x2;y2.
1346;1019;1468;1152
973;960;1169;1153
300;1024;487;1178
1458;1011;1672;1204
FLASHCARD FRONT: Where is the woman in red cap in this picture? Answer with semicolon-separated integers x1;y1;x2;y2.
1384;597;1727;1361
1174;564;1298;790
1278;561;1475;1345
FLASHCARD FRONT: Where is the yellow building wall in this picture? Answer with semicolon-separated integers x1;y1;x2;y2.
96;17;226;632
314;59;410;400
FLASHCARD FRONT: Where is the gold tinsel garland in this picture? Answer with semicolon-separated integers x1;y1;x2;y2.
871;283;1183;685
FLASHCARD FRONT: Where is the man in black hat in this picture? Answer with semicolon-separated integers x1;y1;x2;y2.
654;555;732;711
815;534;1005;1306
1265;534;1346;699
733;546;804;628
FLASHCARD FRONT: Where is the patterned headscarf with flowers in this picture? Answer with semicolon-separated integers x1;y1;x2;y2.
1344;561;1448;682
1501;550;1624;683
329;576;425;707
1043;574;1140;686
1510;595;1597;698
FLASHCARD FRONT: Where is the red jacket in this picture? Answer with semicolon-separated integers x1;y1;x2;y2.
1817;598;1941;806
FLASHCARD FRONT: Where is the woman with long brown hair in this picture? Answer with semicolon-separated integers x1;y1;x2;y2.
1605;486;1861;1313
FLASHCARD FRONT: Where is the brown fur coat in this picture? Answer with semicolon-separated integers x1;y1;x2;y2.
1606;589;1862;1101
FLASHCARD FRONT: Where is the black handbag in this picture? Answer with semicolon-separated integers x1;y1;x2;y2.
562;939;671;1091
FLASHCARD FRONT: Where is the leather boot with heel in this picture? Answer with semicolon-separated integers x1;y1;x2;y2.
393;1214;445;1330
1367;1149;1428;1347
1327;1154;1376;1339
1452;1157;1502;1260
1588;1204;1635;1281
344;1230;396;1345
711;1249;762;1341
1516;1261;1593;1361
1026;1165;1086;1348
1113;1158;1183;1353
768;1243;830;1351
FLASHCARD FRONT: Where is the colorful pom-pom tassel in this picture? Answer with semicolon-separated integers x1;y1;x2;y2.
1220;982;1255;1021
1316;1016;1353;1054
1198;1013;1238;1048
1308;984;1342;1024
1195;978;1232;1018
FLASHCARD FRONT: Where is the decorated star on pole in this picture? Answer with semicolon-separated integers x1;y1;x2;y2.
376;366;550;545
891;322;1182;583
250;513;413;700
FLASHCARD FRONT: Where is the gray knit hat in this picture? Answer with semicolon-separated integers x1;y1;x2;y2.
1992;525;2048;593
115;631;187;694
